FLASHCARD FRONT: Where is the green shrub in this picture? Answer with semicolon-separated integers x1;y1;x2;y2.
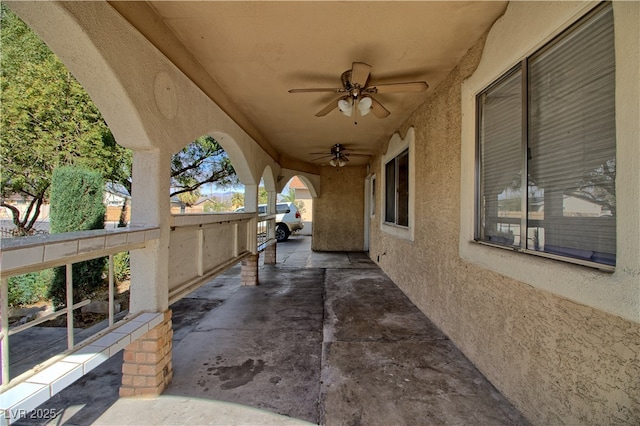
49;167;106;234
8;270;53;307
48;167;106;308
113;251;130;282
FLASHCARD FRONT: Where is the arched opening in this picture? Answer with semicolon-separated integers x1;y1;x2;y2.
168;135;239;214
279;176;313;237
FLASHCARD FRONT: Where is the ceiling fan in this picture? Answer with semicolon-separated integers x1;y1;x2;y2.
289;62;428;122
310;144;370;167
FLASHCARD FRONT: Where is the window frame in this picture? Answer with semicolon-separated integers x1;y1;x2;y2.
381;128;415;241
370;174;376;218
385;148;409;226
474;2;616;270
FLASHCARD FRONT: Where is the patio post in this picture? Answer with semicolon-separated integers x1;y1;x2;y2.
242;184;259;285
264;190;277;265
120;149;174;396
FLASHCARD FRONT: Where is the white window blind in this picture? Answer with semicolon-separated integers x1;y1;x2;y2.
477;3;616;267
477;67;523;246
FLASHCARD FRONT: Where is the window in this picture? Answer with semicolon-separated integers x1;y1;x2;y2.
381;128;414;240
275;203;291;214
385;149;409;226
476;3;616;267
370;175;376;217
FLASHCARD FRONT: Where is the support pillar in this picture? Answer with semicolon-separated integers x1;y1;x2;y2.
241;253;259;286
120;310;173;397
121;149;173;396
264;243;277;265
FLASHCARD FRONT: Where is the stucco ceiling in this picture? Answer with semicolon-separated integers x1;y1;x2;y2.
110;1;507;170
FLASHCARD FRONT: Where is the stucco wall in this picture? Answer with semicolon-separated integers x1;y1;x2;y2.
368;2;640;424
313;166;366;251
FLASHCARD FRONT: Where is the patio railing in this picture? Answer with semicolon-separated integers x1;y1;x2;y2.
257;214;277;252
1;212;274;393
0;226;160;390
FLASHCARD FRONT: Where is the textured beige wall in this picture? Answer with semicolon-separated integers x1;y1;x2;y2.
313;166;366;251
367;8;640;425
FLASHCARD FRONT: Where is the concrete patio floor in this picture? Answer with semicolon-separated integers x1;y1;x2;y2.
15;235;529;425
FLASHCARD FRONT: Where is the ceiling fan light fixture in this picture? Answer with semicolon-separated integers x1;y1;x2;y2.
358;96;373;117
338;98;353;116
329;156;347;168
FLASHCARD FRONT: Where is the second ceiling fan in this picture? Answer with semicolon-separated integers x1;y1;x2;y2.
289;62;428;121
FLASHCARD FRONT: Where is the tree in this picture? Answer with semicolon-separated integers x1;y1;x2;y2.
0;5;131;236
258;187;269;205
1;7;239;234
229;187;269;211
281;188;306;215
231;192;245;211
177;189;200;213
170;135;238;198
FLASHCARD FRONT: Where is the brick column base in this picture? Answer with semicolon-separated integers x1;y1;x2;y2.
120;310;173;397
264;243;276;265
241;253;259;286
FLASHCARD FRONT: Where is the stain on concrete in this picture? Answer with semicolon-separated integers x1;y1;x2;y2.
270;376;282;385
210;358;266;390
170;299;222;329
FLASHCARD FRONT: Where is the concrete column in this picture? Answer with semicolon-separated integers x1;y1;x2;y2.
120;310;173;397
129;148;171;313
241;253;259;286
244;184;258;213
266;190;276;214
244;184;259;255
266;190;277;246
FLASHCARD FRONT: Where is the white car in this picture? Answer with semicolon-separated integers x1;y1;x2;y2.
235;202;303;242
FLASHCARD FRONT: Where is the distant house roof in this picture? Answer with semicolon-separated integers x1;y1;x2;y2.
105;182;131;199
289;176;307;190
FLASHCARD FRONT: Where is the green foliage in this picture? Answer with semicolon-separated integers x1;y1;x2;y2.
280;188;305;214
0;5;131;234
1;7;237;234
258;187;268;205
177;190;201;208
49;167;106;233
294;200;306;215
113;251;130;282
48;167;106;307
231;192;245;210
8;270;53;307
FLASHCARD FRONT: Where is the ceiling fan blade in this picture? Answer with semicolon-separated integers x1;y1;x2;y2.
372;81;429;93
289;88;346;93
311;154;334;161
351;62;372;87
370;96;391;118
315;97;342;117
345;153;372;157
